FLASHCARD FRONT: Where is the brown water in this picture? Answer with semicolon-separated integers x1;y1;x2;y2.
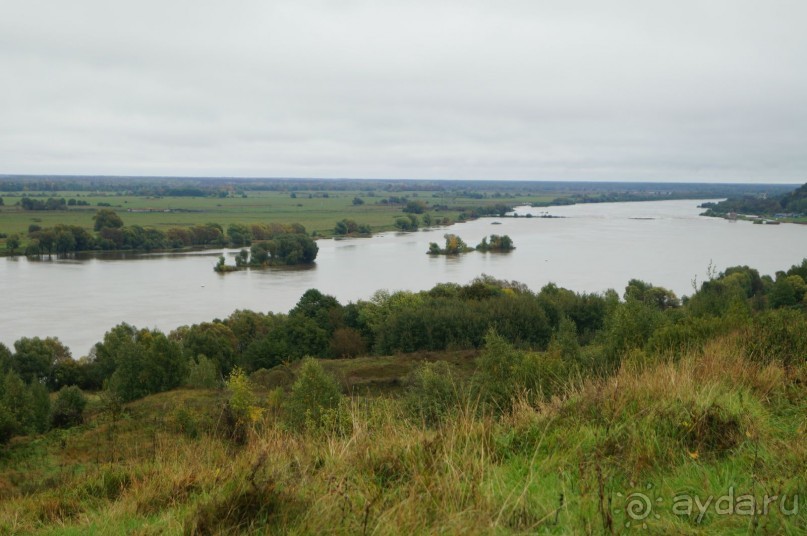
2;199;805;356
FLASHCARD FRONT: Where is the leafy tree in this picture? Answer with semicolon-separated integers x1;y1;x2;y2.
0;343;11;373
352;197;364;205
600;298;665;370
263;234;318;265
93;209;124;231
179;322;238;376
12;336;71;385
225;310;274;353
442;234;472;255
290;289;343;333
1;371;49;434
476;234;515;252
394;214;419;231
6;234;20;255
226;223;252;247
769;274;806;308
107;329;187;402
547;316;581;363
186;354;220;389
403;200;427;214
240;315;328;371
50;386;87;428
624;279;680;309
329;327;366;358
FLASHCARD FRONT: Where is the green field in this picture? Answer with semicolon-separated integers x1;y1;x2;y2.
0;189;557;251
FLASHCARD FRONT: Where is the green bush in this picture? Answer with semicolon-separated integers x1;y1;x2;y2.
50;386;87;428
186;355;220;389
404;361;460;426
284;358;343;432
472;330;566;413
743;309;807;366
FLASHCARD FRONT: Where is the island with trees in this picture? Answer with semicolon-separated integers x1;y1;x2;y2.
215;234;319;272
428;233;515;255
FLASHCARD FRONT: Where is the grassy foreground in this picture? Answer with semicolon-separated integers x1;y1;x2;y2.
0;338;804;535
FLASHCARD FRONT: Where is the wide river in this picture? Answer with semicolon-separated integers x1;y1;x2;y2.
2;199;805;356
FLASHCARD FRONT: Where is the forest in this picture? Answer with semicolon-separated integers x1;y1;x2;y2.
701;182;807;220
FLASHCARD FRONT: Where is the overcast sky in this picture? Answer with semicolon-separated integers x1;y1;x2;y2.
1;1;805;182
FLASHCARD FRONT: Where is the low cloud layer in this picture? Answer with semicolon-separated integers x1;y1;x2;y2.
1;0;805;182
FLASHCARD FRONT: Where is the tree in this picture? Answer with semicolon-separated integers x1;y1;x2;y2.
334;219;357;235
403;200;427;214
108;329;187;402
352;197;364;205
624;279;680;309
290;289;342;333
263;234;318;265
93;209;124;231
12;337;72;385
476;234;515;252
226;223;252;247
0;343;11;373
50;386;87;428
394;214;419;231
6;234;20;255
179;322;238;376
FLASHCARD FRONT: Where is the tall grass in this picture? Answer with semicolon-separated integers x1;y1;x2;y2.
0;335;804;534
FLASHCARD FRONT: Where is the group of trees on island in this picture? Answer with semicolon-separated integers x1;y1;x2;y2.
428;234;515;255
12;209;313;257
215;234;319;272
3;256;805;445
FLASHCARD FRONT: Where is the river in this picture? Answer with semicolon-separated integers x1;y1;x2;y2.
2;199;805;356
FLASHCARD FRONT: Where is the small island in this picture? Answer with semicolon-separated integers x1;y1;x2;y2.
476;234;515;252
214;233;318;273
427;233;515;255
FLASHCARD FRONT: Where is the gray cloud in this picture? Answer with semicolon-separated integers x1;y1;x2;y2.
1;0;805;181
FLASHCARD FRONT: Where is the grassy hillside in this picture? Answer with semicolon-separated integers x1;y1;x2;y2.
1;337;804;534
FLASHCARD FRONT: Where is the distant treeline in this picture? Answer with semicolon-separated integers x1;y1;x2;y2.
0;175;797;198
701;182;807;217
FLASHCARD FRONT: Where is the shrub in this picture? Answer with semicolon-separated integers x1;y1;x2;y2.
743;309;807;367
186;355;220;389
472;330;567;413
50;386;87;428
220;368;259;444
404;361;460;426
329;327;366;358
284;358;343;432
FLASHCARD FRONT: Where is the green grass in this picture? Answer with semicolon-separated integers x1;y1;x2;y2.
1;337;804;534
0;189;559;251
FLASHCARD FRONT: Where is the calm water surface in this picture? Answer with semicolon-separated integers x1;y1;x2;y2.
2;199;805;356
